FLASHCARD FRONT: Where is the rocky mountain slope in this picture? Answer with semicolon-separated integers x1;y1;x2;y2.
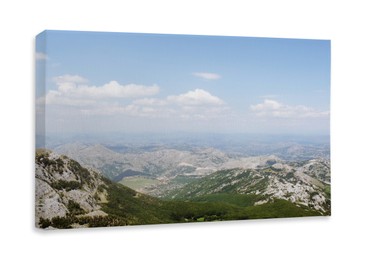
167;159;330;214
36;149;107;226
35;149;177;228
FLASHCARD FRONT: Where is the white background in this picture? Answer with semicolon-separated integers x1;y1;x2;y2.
1;0;365;259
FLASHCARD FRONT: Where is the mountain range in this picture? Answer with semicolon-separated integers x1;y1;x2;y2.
35;145;330;229
53;142;330;198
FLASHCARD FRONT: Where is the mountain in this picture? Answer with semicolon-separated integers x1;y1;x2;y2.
54;143;287;194
53;142;331;199
35;149;178;228
166;159;330;215
36;149;106;224
35;149;323;229
54;143;288;178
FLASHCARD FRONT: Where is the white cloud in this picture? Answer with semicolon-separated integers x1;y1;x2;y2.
125;89;227;119
35;52;48;60
250;99;329;118
132;98;168;106
193;72;221;80
63;81;159;99
167;89;224;106
40;76;228;123
251;99;282;111
134;89;224;107
40;90;97;107
76;89;228;121
42;75;160;106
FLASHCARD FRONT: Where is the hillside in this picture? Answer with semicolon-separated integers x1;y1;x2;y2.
166;159;330;215
35;149;323;229
35;149;176;228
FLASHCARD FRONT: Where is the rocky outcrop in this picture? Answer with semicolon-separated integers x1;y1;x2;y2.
35;149;108;228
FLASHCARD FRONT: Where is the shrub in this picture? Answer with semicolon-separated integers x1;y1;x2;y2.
49;216;73;229
52;180;81;191
67;200;86;216
68;160;93;186
38;217;51;228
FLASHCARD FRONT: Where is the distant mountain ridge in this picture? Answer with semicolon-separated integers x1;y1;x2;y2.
54;142;287;180
53;142;330;200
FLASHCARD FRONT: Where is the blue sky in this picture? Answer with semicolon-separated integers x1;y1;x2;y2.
36;30;330;137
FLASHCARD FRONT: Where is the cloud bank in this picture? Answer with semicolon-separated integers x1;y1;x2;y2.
250;99;329;118
39;75;227;121
40;75;160;107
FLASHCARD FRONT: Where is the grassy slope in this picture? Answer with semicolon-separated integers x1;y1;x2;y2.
103;179;320;226
160;167;324;221
100;179;172;225
165;169;270;200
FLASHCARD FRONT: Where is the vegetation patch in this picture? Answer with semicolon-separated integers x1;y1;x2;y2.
67;160;93;186
324;185;331;198
52;180;81;191
67;200;86;216
38;215;127;229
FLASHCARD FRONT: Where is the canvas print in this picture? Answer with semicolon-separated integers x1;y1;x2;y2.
35;30;330;229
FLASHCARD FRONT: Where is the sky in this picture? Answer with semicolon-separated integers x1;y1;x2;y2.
36;30;330;140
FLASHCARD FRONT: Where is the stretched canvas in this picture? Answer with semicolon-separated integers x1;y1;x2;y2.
35;30;330;229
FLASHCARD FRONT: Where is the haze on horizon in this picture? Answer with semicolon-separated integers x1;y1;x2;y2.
36;31;330;145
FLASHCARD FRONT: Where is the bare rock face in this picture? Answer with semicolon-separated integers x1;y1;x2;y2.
35;176;68;220
35;149;108;228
